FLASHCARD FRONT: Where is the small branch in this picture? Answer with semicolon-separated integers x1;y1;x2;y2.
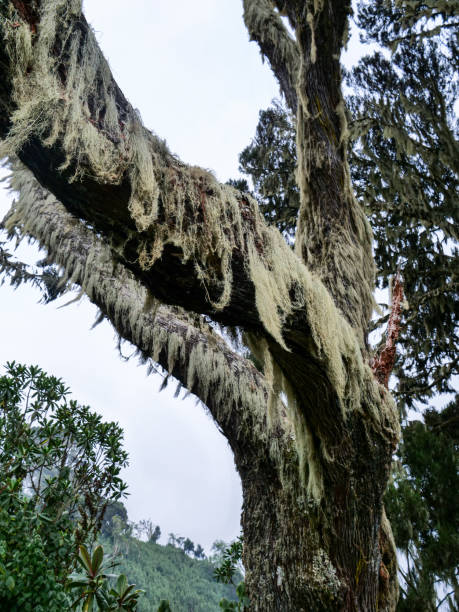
242;0;299;114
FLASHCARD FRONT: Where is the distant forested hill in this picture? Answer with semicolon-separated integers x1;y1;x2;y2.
100;536;237;611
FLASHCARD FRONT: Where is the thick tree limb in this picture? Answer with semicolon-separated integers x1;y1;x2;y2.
0;4;402;604
242;0;299;114
3;167;401;612
3;164;293;458
0;0;400;480
241;1;376;345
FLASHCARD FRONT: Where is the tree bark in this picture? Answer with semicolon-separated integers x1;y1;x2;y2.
238;423;398;611
0;1;401;609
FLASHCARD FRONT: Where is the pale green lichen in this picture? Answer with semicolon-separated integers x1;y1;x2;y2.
1;0;160;232
242;0;299;87
6;157;400;499
294;73;376;342
286;381;324;499
310;549;340;595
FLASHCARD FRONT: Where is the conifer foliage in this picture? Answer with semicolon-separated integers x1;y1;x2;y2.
348;0;458;410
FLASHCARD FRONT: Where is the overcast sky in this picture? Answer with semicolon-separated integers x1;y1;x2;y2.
0;1;368;551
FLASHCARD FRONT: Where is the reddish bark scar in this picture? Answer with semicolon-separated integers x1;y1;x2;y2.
371;272;404;387
11;0;38;33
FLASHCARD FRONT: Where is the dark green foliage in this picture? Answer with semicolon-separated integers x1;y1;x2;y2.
0;241;66;303
102;502;129;538
68;543;144;611
213;538;243;586
236;4;458;410
385;397;459;610
151;526;161;545
213;538;247;611
0;485;71;611
218;583;248;612
357;0;459;50
193;544;205;560
133;520;161;544
183;538;194;556
237;100;299;239
348;0;458;410
0;362;128;610
347;8;458;605
100;536;237;611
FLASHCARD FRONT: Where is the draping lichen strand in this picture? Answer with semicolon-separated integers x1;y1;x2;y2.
1;0;263;312
6;163;398;503
6;155;399;498
137;165;249;311
1;0;160;231
247;221;398;497
1;0;373;357
242;0;299;112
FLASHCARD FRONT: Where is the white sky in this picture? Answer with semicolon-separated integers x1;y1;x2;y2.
0;1;368;551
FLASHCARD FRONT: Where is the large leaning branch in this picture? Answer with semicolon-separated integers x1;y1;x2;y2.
3;164;295;461
0;0;368;344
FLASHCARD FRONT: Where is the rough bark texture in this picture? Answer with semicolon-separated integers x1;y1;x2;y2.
0;1;400;610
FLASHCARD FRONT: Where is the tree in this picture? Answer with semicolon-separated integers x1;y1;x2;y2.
68;543;144;611
194;544;205;560
0;362;128;610
214;538;248;611
176;536;185;550
384;397;459;610
1;0;441;609
150;526;161;544
135;519;160;544
347;0;458;411
210;541;231;567
236;99;298;240
101;502;129;539
348;4;458;608
167;534;177;548
236;2;459;607
183;538;195;556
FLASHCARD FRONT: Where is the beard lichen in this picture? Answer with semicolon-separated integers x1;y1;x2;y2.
294;42;376;343
6;155;400;497
1;0;160;232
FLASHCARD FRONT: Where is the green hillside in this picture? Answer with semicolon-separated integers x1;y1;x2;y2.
100;537;237;611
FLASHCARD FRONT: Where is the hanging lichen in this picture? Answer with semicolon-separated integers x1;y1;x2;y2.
293;1;377;342
1;0;160;231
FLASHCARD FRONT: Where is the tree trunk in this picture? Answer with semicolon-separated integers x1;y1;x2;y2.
235;406;398;611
